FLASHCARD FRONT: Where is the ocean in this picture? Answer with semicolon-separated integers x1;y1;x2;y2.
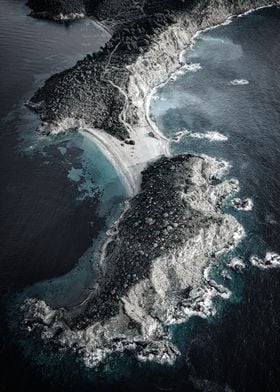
1;3;280;392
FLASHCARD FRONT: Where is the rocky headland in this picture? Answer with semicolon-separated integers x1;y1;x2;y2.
23;154;243;367
23;0;279;367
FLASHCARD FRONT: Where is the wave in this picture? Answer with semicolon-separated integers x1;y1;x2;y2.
229;79;249;86
182;63;202;73
227;257;246;271
170;63;202;81
173;130;228;143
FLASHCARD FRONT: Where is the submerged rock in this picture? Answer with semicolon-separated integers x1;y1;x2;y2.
232;197;253;211
250;252;280;269
227;257;246;271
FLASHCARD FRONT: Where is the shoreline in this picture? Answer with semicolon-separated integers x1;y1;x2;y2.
42;115;169;197
145;1;280;139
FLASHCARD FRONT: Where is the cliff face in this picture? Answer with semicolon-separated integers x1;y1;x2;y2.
27;0;278;142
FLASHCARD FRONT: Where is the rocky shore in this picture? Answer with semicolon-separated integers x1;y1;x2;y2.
23;154;243;367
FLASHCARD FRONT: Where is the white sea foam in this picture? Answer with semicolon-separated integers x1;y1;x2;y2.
201;154;232;180
221;270;232;280
171;63;202;78
250;252;280;269
237;4;276;18
173;130;228;143
232;197;254;211
227;257;246;271
182;63;202;73
229;79;249;86
221;18;233;26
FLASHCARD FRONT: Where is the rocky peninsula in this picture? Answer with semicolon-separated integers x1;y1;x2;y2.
23;154;243;367
23;0;279;367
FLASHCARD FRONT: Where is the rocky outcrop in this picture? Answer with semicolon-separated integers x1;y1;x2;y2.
23;154;243;367
27;0;88;20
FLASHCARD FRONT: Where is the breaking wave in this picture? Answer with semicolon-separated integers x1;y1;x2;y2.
229;79;249;86
173;130;228;143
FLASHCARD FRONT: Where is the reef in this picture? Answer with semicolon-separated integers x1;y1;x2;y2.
232;197;253;211
23;154;243;367
251;252;280;269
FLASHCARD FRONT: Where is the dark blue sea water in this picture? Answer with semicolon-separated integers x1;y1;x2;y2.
1;3;280;392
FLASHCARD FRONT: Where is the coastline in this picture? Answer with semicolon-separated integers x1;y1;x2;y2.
20;0;280;370
41;115;169;196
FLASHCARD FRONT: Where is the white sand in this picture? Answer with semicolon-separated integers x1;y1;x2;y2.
44;116;169;197
82;123;169;196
